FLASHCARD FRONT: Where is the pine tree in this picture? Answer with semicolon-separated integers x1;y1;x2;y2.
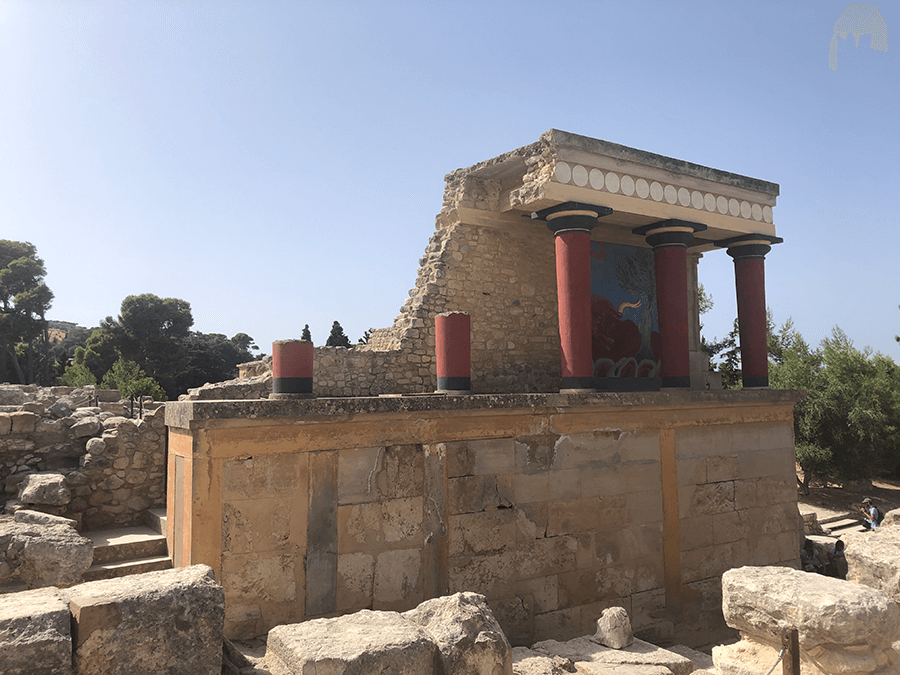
301;324;312;342
325;321;351;347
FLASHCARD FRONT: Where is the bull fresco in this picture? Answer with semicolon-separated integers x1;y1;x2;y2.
590;242;659;379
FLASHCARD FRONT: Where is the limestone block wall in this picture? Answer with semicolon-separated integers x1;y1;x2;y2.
166;389;801;645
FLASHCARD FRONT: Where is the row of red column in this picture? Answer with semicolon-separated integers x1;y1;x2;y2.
535;201;781;391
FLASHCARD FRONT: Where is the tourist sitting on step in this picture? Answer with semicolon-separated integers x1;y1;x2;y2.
826;540;848;579
800;539;824;574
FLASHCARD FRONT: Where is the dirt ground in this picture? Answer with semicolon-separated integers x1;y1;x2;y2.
797;470;900;521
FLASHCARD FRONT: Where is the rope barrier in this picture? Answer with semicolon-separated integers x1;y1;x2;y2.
762;648;784;675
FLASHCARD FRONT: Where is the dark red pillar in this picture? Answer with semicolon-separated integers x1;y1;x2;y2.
634;220;707;388
271;339;314;398
435;311;471;393
718;234;782;388
533;202;612;392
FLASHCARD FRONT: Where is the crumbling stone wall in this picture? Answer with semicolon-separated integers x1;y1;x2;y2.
0;384;166;530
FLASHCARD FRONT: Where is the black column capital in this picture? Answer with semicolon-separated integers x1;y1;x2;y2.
715;233;783;260
633;219;707;248
532;201;613;235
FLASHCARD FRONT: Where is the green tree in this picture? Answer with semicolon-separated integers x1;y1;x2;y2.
175;332;257;391
0;240;54;384
772;325;900;490
60;361;97;387
301;324;312;342
101;354;167;402
325;321;351;348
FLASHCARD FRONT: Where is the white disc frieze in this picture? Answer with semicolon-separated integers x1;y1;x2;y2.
605;172;620;194
664;184;677;204
717;196;728;214
678;187;691;207
728;198;740;216
763;205;773;223
589;168;604;190
751;203;763;221
555;162;572;184
620;175;635;196
572;165;589;187
704;193;716;212
740;201;751;219
650;181;663;201
691;191;704;209
636;178;650;199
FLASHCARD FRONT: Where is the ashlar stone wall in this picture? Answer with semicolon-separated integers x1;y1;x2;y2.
167;389;801;646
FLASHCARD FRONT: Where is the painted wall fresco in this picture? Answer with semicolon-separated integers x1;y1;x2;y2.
590;241;659;378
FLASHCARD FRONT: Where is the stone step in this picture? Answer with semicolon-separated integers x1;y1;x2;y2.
824;518;867;534
83;555;173;581
144;507;167;535
86;525;168;565
818;511;858;525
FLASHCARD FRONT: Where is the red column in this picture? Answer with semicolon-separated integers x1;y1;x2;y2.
271;339;314;398
534;201;612;392
720;235;781;387
435;312;471;393
634;220;706;388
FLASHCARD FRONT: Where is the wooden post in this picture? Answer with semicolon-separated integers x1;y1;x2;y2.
782;627;800;675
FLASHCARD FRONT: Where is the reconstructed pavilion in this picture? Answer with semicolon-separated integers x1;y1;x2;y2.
166;130;800;647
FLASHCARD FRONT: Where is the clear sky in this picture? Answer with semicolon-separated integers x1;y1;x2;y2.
2;1;898;361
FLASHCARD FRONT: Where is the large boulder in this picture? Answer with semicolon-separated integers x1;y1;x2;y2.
18;473;72;506
0;522;93;588
265;610;440;675
718;566;900;675
843;527;900;603
67;564;224;675
402;591;512;675
593;606;633;649
0;587;73;675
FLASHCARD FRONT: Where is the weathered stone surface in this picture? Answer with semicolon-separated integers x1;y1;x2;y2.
49;400;73;418
10;411;38;434
882;508;900;528
532;636;692;675
512;647;575;675
667;644;713;671
69;417;101;438
402;591;513;675
722;565;900;647
593;606;633;649
844;527;900;604
0;587;73;675
0;412;11;435
18;473;72;506
265;610;439;675
14;509;78;529
0;521;92;588
67;564;224;675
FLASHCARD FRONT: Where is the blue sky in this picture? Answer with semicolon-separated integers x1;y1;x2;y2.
2;1;898;360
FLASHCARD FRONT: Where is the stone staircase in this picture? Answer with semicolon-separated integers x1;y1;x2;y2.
83;508;172;581
819;512;868;536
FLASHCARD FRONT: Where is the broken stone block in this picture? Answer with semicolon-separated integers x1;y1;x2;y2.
722;565;900;647
9;411;38;434
69;416;101;438
0;412;11;435
512;646;576;674
14;509;78;529
0;521;93;588
67;564;224;675
18;473;72;506
265;609;440;675
532;636;692;675
49;400;73;418
843;527;900;603
592;606;633;649
0;587;73;675
402;591;512;675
